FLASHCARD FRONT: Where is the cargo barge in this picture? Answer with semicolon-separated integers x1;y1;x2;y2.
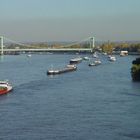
47;65;77;75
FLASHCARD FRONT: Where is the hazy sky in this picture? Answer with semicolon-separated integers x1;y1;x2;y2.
0;0;140;42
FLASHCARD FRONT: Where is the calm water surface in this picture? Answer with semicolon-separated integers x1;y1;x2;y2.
0;54;140;140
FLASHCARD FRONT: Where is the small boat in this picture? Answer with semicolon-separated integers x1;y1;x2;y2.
94;60;101;65
93;52;98;58
27;54;32;57
109;56;116;61
70;57;82;64
83;56;90;60
89;60;101;66
47;64;77;75
0;81;13;95
120;51;128;56
88;62;96;66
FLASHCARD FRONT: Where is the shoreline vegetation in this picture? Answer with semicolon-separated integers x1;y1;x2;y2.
131;57;140;81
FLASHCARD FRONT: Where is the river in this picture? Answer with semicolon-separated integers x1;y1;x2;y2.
0;53;140;140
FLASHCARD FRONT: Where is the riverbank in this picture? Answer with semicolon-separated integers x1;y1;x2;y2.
131;57;140;81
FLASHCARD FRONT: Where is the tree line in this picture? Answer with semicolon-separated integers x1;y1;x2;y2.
100;42;140;54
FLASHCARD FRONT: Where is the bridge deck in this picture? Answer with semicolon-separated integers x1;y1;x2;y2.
3;48;92;53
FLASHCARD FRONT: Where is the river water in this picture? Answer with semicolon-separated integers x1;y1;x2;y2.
0;53;140;140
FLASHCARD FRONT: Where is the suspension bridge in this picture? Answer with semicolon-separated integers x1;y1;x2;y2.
0;36;95;54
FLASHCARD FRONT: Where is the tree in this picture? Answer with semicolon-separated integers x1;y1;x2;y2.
101;42;113;54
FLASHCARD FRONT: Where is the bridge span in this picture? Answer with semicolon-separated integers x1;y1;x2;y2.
3;48;92;53
0;36;95;54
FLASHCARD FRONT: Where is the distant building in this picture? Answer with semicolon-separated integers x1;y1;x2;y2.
120;51;128;56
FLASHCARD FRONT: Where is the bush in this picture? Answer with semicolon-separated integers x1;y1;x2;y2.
132;57;140;64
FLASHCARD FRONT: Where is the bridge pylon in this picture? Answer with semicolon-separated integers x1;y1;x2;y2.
0;36;4;55
90;37;95;53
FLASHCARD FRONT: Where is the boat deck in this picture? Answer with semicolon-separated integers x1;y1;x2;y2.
47;65;77;75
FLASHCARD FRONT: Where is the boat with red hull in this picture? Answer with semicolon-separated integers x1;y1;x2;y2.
0;81;13;95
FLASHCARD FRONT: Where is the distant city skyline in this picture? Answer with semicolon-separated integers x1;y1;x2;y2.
0;0;140;42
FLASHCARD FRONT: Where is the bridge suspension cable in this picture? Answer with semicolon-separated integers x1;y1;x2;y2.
63;37;91;48
3;36;94;49
4;37;33;48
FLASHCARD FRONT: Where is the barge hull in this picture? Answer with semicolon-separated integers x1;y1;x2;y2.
47;67;77;75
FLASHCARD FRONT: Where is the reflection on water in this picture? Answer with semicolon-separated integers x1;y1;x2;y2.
0;55;4;62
